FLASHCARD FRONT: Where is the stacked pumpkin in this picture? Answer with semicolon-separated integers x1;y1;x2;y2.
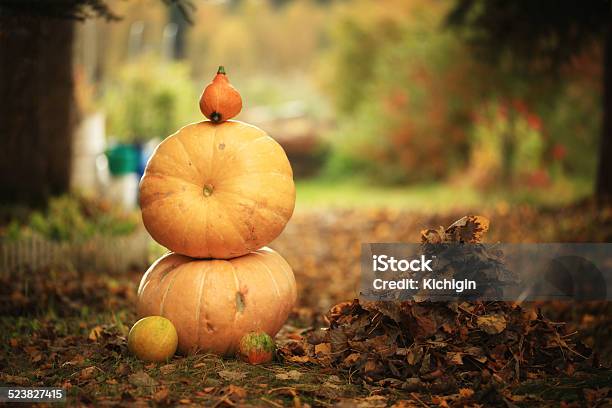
135;67;297;357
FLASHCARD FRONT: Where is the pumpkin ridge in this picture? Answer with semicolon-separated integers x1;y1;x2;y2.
148;126;205;172
217;180;295;213
198;200;228;254
198;142;217;255
200;188;212;259
251;254;282;298
137;253;174;295
256;249;295;304
157;261;183;284
140;192;189;211
215;190;288;224
220;202;249;248
230;261;242;354
140;185;200;211
194;264;208;347
250;254;284;334
143;172;203;189
219;171;294;185
159;269;181;316
138;280;151;299
173;134;203;181
208;124;219;181
178;202;199;256
230;262;242;319
230;134;271;157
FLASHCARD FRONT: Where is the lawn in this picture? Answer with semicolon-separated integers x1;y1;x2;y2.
295;178;593;211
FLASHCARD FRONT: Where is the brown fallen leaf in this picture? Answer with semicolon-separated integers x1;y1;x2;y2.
315;342;332;355
364;359;378;373
327;375;342;383
153;387;169;403
459;388;475;398
390;400;417;408
63;354;86;367
226;384;247;399
128;371;158;387
477;314;507;335
445;215;490;243
337;395;387;408
88;326;103;342
343;353;361;365
218;370;246;381
287;333;303;340
284;355;311;363
2;374;29;386
159;363;176;375
421;368;444;381
79;366;97;381
275;370;303;381
584;387;611;405
322;380;340;390
116;363;129;376
446;351;464;365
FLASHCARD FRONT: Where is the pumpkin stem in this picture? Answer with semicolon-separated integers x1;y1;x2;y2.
203;183;214;197
217;66;226;75
211;112;221;123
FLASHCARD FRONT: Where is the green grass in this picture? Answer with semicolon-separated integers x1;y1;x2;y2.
295;177;594;211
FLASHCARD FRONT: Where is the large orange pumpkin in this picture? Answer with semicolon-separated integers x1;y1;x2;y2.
137;247;297;355
139;120;295;259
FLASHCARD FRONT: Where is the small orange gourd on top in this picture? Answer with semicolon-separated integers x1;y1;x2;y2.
199;66;242;123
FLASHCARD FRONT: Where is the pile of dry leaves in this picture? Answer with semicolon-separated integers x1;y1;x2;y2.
280;216;594;402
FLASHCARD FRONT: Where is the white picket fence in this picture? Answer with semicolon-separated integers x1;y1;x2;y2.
0;229;151;277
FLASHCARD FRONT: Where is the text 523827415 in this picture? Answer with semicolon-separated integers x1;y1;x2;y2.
0;387;66;403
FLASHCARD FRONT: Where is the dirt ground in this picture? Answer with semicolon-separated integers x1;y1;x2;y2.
1;206;611;406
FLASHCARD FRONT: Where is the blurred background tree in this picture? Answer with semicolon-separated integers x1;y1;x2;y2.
319;0;603;201
1;0;608;210
446;0;612;199
0;0;192;208
103;55;197;143
322;0;483;183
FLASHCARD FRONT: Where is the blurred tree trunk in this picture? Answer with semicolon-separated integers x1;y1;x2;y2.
0;14;75;207
169;4;188;59
597;21;612;200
